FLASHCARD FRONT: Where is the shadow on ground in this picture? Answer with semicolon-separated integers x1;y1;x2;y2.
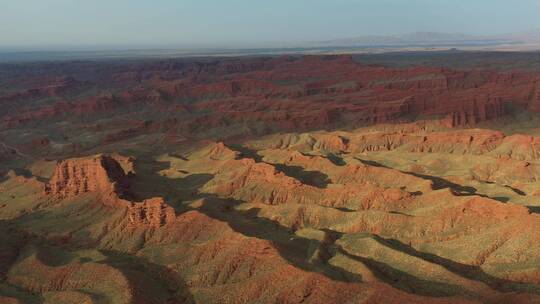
228;144;333;188
88;153;540;299
356;157;511;203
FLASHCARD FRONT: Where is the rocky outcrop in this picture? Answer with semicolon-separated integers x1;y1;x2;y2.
207;158;303;205
128;197;176;228
200;144;428;210
44;155;129;200
270;128;540;159
490;134;540;160
442;98;506;128
44;155;175;228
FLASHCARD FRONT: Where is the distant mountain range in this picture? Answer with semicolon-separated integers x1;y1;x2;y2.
3;31;540;63
313;31;540;47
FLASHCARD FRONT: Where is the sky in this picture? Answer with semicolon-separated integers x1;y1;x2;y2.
2;0;540;50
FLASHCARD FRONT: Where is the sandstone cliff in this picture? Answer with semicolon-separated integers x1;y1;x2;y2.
44;155;175;228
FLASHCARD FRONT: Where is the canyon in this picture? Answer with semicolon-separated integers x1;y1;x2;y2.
2;52;540;303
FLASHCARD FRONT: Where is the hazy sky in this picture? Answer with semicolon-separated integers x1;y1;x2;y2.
2;0;540;49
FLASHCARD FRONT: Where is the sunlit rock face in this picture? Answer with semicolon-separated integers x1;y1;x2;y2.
45;155;128;199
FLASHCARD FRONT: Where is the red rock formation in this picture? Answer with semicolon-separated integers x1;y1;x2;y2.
128;197;176;228
44;155;128;200
0;77;81;105
4;55;540;138
200;143;428;210
44;155;175;228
